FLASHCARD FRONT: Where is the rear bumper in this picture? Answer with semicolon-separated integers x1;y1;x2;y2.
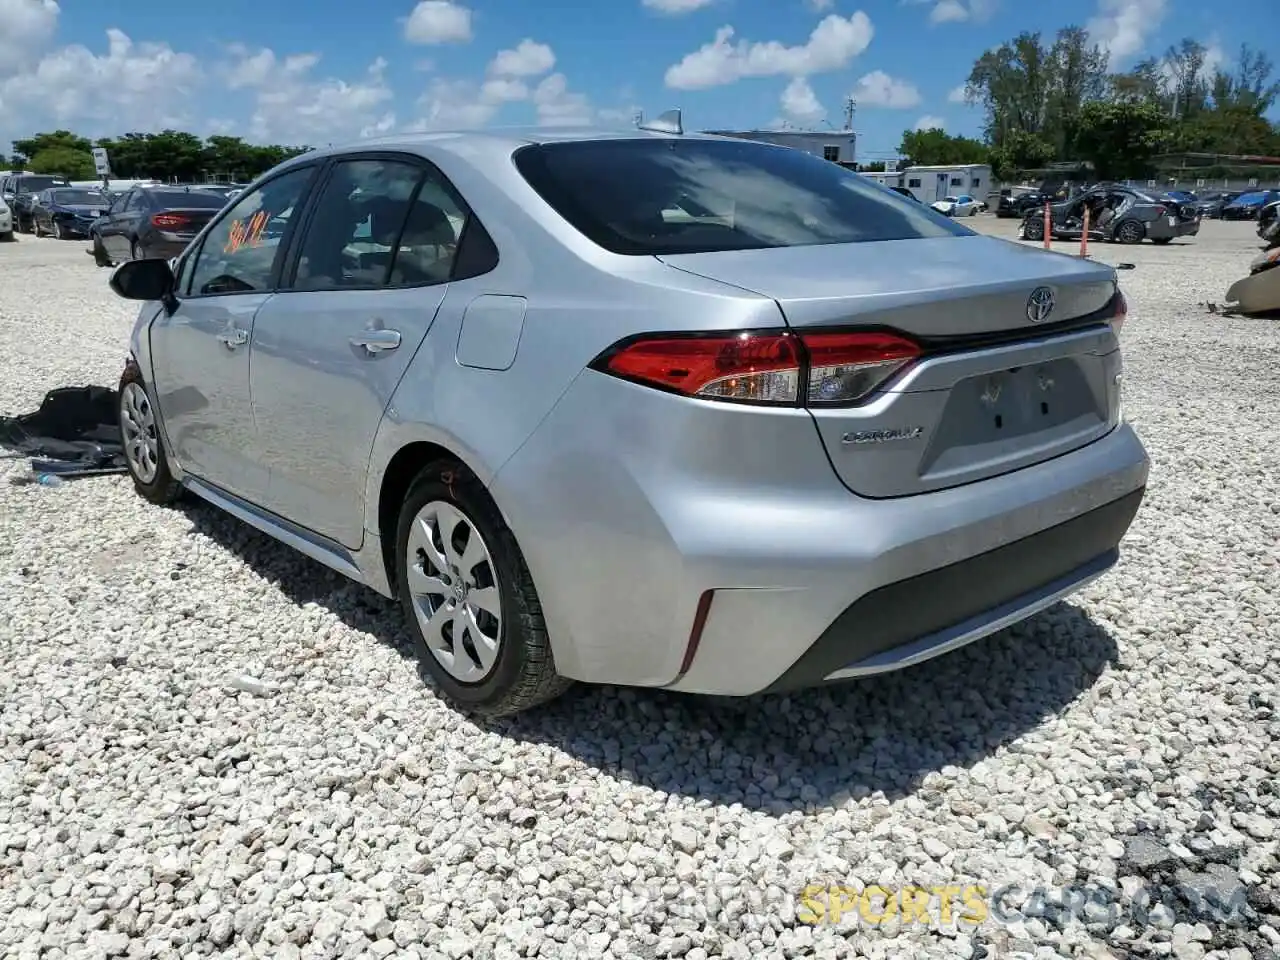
757;488;1142;693
1143;217;1199;240
139;238;191;259
493;364;1150;695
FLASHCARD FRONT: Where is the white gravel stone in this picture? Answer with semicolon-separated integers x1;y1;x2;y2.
1;222;1278;958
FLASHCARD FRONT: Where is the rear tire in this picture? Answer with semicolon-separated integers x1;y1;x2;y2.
32;219;42;238
118;369;182;507
130;240;140;261
52;221;63;240
1116;220;1145;244
395;460;572;718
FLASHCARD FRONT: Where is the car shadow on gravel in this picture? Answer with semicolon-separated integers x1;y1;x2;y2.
185;501;1120;811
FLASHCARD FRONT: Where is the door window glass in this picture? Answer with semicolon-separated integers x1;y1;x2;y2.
291;159;423;290
187;166;315;296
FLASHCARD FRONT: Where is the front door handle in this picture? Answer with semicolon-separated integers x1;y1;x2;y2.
350;329;401;354
216;329;248;349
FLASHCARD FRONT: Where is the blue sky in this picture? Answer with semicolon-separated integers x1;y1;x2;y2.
0;0;1276;162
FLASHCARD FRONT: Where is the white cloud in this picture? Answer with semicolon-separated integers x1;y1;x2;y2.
403;1;473;45
1086;0;1165;62
220;45;395;144
664;13;874;89
930;0;968;22
488;39;555;77
914;115;946;130
850;70;921;108
414;43;589;130
642;0;716;13
779;76;824;124
533;73;593;126
0;28;201;140
947;83;969;103
0;0;59;76
902;0;999;24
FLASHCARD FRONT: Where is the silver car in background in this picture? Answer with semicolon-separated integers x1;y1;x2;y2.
108;126;1149;717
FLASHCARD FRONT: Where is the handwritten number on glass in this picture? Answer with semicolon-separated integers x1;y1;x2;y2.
224;210;270;254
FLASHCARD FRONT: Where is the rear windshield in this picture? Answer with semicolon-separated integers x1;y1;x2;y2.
50;189;106;205
15;176;66;193
148;190;228;208
513;138;972;255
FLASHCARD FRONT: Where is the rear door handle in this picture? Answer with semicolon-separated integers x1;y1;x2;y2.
350;329;401;354
216;329;248;349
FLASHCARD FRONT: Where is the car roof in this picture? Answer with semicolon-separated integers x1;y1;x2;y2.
293;126;735;164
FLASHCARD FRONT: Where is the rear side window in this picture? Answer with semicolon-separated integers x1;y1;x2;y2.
514;138;972;255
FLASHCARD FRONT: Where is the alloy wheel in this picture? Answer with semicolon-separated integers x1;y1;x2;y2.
405;500;503;683
120;382;159;484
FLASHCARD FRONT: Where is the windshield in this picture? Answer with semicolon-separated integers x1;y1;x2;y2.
513;138;971;255
16;176;66;193
148;190;229;209
50;189;106;205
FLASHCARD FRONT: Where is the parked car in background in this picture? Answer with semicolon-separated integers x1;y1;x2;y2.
997;189;1052;219
30;187;110;240
931;194;981;217
1022;184;1199;245
89;185;233;266
105;127;1147;717
1194;191;1242;219
1222;190;1280;220
0;196;12;240
0;173;71;232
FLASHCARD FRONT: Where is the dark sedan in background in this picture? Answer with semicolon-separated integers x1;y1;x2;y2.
1222;190;1280;220
1193;191;1242;219
996;189;1054;219
1022;184;1199;245
89;185;230;266
30;187;110;239
0;173;70;232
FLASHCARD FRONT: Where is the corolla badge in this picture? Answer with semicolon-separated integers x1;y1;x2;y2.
842;426;924;445
1026;286;1056;323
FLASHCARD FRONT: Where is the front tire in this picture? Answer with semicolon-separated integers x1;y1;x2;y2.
1024;218;1045;242
92;236;113;267
395;461;572;718
119;370;182;506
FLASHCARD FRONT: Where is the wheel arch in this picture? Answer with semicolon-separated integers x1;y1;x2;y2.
370;437;508;601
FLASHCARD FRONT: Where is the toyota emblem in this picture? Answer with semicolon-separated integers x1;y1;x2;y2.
1027;286;1056;324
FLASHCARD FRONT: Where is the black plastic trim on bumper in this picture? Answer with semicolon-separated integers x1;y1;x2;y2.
761;487;1146;694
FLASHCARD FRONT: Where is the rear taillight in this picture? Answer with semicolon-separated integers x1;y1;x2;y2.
1110;290;1127;337
594;330;921;406
151;213;189;229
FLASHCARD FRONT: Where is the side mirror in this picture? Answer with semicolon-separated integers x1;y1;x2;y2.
109;258;175;303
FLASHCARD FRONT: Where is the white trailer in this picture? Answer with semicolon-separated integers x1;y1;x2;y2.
901;164;993;204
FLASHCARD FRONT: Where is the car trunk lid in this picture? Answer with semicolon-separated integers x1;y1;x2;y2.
152;207;218;238
657;236;1123;498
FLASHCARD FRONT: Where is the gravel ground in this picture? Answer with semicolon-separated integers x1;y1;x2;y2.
1;222;1278;960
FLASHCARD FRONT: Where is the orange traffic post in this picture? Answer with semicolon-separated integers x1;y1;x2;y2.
1043;202;1052;250
1080;206;1090;257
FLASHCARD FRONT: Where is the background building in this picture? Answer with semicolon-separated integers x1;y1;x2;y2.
701;129;857;165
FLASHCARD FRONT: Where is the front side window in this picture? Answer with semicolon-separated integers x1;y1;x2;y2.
187;165;316;296
514;138;970;256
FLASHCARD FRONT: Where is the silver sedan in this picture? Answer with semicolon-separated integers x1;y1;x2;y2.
108;122;1149;717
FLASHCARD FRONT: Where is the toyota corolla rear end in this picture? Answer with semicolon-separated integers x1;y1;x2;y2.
489;133;1149;697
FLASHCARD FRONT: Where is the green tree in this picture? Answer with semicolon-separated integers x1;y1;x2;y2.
27;146;95;179
1073;99;1170;179
859;160;886;172
988;131;1056;181
898;128;989;167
